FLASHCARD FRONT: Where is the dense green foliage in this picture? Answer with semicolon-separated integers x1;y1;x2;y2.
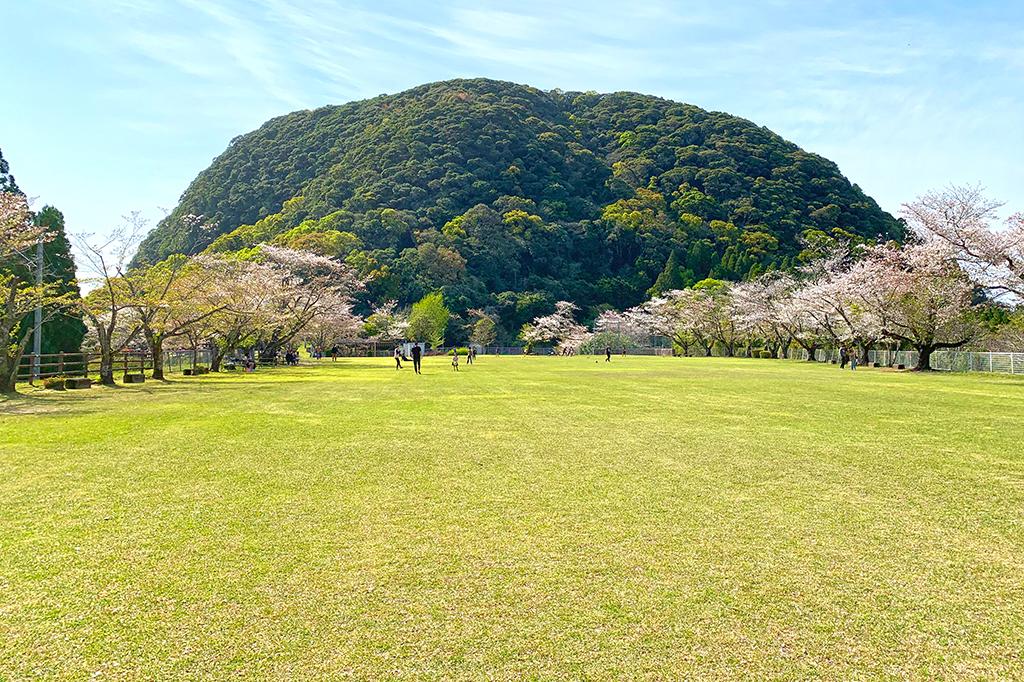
4;357;1023;677
136;79;902;340
30;206;86;354
0;148;85;355
0;148;19;194
406;291;450;348
470;315;497;347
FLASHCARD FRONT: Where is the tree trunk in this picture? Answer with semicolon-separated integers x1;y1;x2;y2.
915;345;935;371
211;346;226;372
0;356;16;395
99;348;115;386
806;344;817;362
2;337;36;393
147;334;166;380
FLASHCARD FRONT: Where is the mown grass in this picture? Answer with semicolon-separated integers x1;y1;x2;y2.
2;356;1023;679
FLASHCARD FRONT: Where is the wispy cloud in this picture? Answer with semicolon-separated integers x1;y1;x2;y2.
1;0;1020;254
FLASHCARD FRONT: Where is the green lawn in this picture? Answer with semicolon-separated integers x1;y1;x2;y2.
2;356;1024;679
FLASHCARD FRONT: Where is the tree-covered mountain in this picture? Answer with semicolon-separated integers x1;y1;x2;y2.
137;78;902;341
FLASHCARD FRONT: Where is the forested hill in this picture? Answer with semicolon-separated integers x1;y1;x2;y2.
137;78;901;333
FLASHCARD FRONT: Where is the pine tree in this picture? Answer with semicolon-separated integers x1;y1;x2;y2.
647;250;685;296
33;206;86;353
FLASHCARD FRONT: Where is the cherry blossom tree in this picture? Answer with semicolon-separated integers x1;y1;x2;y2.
790;269;881;362
73;214;150;385
301;304;364;355
776;248;868;362
1;193;76;393
855;241;978;370
520;301;591;354
593;309;647;345
364;300;409;342
692;279;742;357
629;289;714;356
901;185;1023;299
122;253;232;380
730;274;797;358
255;245;363;359
200;259;284;371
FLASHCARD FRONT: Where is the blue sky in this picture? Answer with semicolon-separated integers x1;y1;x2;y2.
2;0;1022;255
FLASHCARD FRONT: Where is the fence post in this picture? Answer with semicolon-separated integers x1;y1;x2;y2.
989;352;994;373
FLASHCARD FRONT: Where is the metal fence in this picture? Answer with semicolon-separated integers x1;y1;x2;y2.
789;348;1024;375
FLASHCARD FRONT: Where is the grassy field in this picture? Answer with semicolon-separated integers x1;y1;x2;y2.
2;356;1024;679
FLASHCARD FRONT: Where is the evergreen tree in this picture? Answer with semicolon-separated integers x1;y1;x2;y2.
647;250;685;296
33;206;86;353
1;149;84;356
0;148;19;194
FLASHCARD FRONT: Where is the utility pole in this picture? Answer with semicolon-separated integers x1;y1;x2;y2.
31;236;43;382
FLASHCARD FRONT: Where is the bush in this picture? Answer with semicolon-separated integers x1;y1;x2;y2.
758;350;774;359
42;376;66;390
449;347;468;356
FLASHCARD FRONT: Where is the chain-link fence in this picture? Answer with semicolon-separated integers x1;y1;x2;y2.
791;348;1024;375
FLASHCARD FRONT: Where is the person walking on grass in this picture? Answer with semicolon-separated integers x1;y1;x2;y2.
451;350;459;372
839;346;848;369
850;351;858;371
411;343;422;374
466;348;474;365
330;346;339;362
394;345;402;370
605;346;612;362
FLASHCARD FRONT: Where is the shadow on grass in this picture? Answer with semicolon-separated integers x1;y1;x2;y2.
1;371;278;417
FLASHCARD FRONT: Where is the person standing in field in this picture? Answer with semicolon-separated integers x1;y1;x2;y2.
850;351;858;371
605;346;612;362
411;343;422;374
393;345;402;370
330;346;339;362
451;350;459;371
466;348;474;365
839;347;848;369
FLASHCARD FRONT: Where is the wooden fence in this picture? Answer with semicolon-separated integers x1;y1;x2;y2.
16;349;212;382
